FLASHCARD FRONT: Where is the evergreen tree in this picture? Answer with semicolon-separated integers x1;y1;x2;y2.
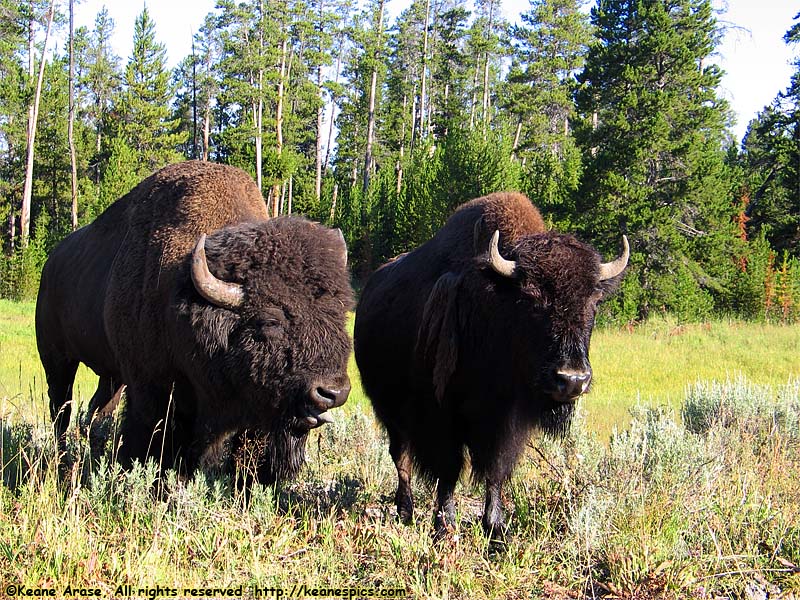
0;0;29;249
83;7;120;166
118;6;185;173
503;0;589;229
739;13;800;258
575;0;735;320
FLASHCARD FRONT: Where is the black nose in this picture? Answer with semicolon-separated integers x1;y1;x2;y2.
552;370;592;401
310;383;351;409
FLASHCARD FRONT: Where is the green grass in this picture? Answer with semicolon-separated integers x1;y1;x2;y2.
1;300;799;599
586;318;800;437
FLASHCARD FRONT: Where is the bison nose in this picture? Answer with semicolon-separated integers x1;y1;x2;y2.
311;382;351;410
553;369;592;401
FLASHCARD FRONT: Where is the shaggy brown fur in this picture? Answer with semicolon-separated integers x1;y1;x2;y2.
37;161;353;483
354;192;625;539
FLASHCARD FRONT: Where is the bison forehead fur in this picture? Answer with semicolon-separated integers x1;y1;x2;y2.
354;191;626;537
37;161;353;486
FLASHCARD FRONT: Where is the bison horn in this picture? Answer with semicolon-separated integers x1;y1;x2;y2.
488;230;517;278
598;235;630;281
191;234;244;310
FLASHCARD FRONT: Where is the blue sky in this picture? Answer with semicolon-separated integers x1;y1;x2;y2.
72;0;798;143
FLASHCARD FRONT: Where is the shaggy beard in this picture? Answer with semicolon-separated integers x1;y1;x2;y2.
538;401;576;438
206;423;309;487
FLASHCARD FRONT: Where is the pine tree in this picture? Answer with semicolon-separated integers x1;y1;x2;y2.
504;0;590;228
0;0;29;249
739;12;800;258
20;0;56;246
118;6;185;173
575;0;735;320
82;7;120;179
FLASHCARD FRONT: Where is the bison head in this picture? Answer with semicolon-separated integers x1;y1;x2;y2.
177;217;353;434
418;225;628;434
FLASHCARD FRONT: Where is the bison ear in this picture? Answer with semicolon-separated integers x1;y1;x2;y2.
416;272;460;403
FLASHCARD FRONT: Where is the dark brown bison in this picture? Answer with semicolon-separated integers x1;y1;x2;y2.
354;192;628;538
36;161;353;483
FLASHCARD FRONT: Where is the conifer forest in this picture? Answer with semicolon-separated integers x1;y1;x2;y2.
1;0;799;323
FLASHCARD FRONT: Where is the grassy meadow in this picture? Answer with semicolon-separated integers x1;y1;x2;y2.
1;298;799;599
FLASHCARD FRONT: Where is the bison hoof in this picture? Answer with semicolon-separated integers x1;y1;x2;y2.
395;493;413;524
482;518;508;544
433;510;456;541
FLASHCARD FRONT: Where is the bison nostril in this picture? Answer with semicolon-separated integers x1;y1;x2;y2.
317;387;338;404
554;370;592;399
311;383;351;409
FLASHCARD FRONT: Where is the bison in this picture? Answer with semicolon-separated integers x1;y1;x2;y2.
36;161;353;484
354;192;628;538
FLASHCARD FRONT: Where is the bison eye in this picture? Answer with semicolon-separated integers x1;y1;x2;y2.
252;308;287;338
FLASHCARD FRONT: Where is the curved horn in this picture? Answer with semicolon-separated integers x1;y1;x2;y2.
488;230;517;278
599;235;630;281
191;234;244;310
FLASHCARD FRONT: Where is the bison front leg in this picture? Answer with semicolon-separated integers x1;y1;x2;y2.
388;434;414;523
80;376;124;461
42;356;79;478
433;476;458;540
482;479;507;541
116;382;175;473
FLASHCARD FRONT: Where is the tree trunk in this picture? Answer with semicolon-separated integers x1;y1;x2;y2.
314;0;325;203
323;33;345;176
68;0;78;231
418;0;430;140
481;0;495;137
271;36;289;215
191;37;198;159
361;0;385;199
21;0;55;246
329;182;338;222
315;66;324;203
511;119;522;161
469;60;480;130
202;43;212;161
254;0;265;202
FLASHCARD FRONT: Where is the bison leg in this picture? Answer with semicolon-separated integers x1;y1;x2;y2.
388;434;414;523
42;356;79;476
116;382;175;473
433;476;458;539
81;376;124;460
482;479;507;541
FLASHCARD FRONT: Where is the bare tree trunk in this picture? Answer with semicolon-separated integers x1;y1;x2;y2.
362;0;385;198
254;0;265;202
68;0;78;231
191;37;198;159
315;68;324;203
21;0;55;246
314;0;325;203
202;104;211;161
329;182;338;222
481;0;495;137
201;38;213;161
418;0;431;140
287;176;293;215
397;92;408;196
255;91;263;195
469;60;480;131
323;33;345;176
511;119;522;161
271;36;289;215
